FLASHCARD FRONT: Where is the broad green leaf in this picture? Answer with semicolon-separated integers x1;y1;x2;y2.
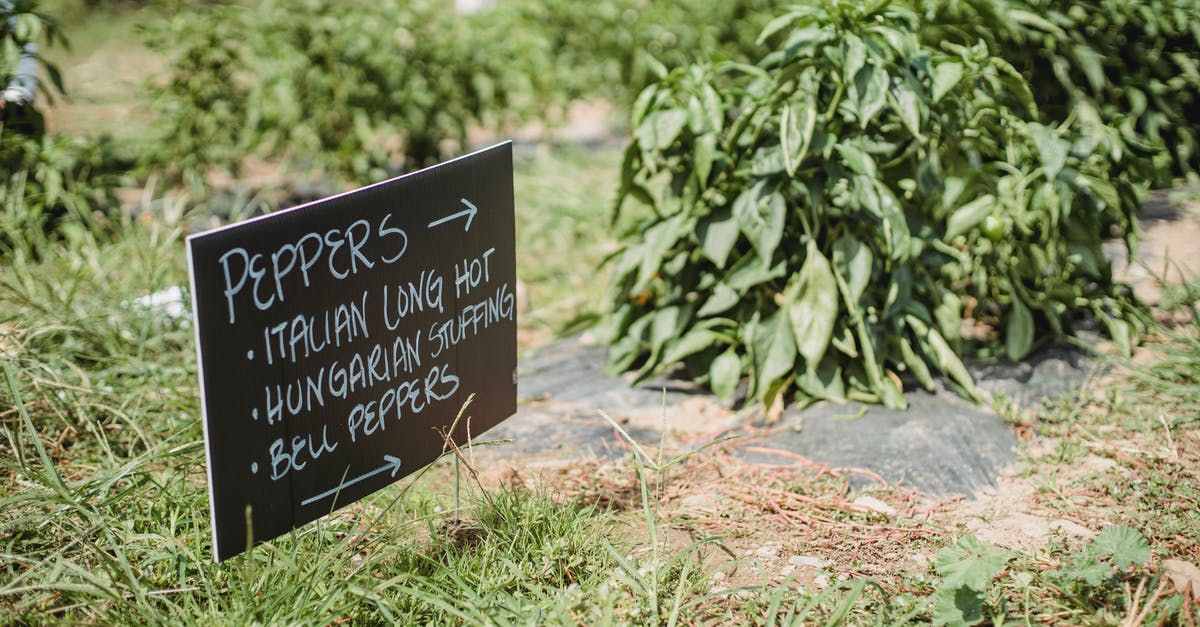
945;195;995;240
648;305;683;352
796;356;845;402
931;61;963;104
636;108;688;151
750;145;787;176
894;83;921;136
1006;297;1034;360
942;177;967;212
1069;525;1151;587
834;143;877;178
781;100;817;176
698;282;740;317
833;234;872;305
726;252;787;292
710;348;742;401
636;217;683;288
855;63;889;128
936;535;1012;592
752;309;797;397
1094;525;1152;570
732;182;786;264
698;208;739;269
843;34;867;86
787;242;839;366
662;328;721;365
1032;124;1069;180
756;11;803;45
932;585;986;627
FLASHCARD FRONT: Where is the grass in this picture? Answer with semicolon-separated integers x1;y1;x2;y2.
4;6;1200;623
513;144;623;348
3;154;1200;623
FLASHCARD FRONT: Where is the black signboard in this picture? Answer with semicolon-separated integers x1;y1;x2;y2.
187;142;517;562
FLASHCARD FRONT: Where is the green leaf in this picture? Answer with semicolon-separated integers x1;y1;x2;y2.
698;282;740;317
752;308;797;398
698;208;740;269
908;315;975;395
1073;525;1150;586
932;584;986;627
855;63;889;128
899;337;934;391
894;83;921;136
1100;314;1133;357
636;108;688;151
750;145;787;176
788;241;839;366
694;133;717;188
1005;297;1034;360
843;34;867;86
834;143;877;178
1031;124;1069;180
1070;43;1107;93
781;100;817;176
945;195;995;240
710;348;742;401
649;305;684;352
732;182;786;265
756;11;803;45
936;535;1011;591
796;355;845;402
700;83;723;132
662;328;721;365
726;251;787;292
931;61;963;104
832;234;873;306
636;217;683;289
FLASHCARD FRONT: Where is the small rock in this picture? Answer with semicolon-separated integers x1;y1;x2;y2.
788;555;828;569
852;496;897;517
755;541;783;562
813;575;829;589
1049;519;1095;540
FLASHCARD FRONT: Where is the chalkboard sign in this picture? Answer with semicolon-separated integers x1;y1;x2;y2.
187;142;517;562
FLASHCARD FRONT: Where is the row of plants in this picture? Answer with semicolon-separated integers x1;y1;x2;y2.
142;0;791;185
918;0;1200;184
600;0;1156;409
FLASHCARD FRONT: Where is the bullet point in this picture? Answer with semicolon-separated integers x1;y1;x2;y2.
246;350;255;360
250;462;259;474
252;408;259;420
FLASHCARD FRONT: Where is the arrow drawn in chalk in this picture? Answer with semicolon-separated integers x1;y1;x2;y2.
301;455;402;507
427;198;478;231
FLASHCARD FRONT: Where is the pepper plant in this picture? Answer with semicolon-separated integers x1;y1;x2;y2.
600;0;1145;410
918;0;1200;183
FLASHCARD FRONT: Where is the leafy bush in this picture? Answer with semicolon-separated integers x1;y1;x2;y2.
145;0;564;184
2;0;124;255
600;0;1145;409
144;0;798;184
501;0;788;109
918;0;1200;183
